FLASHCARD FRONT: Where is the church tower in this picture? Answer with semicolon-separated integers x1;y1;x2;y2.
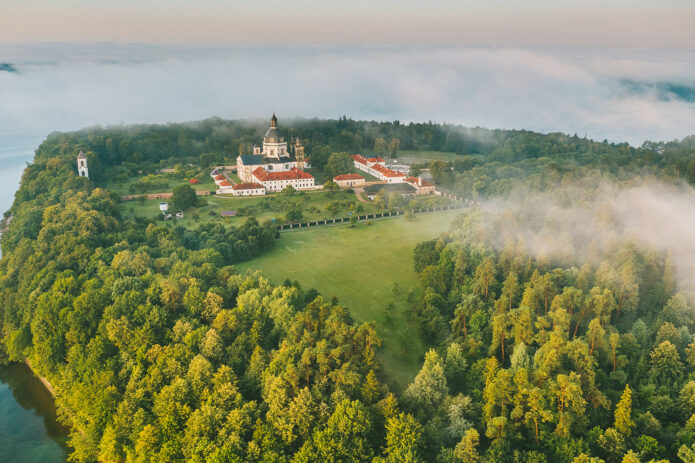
262;113;288;159
295;137;305;169
77;151;89;179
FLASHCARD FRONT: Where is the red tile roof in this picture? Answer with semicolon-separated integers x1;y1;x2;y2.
214;175;225;181
371;163;406;178
253;167;314;181
333;173;364;181
232;182;265;190
189;178;200;184
219;180;232;187
352;154;368;165
405;177;434;187
352;154;404;178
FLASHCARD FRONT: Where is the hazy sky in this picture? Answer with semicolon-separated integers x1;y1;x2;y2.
2;0;694;46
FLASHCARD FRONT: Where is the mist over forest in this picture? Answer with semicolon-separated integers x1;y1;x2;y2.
3;38;695;462
463;181;695;294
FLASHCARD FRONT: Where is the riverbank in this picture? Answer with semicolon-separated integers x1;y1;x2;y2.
0;362;69;462
24;359;57;398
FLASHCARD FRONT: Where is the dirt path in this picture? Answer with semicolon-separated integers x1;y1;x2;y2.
353;188;370;203
221;171;237;186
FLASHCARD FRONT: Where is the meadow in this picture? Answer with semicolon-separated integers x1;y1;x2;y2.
387;150;463;163
104;170;216;196
118;189;385;226
237;210;462;390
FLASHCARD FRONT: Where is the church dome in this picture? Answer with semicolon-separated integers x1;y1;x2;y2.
264;114;284;143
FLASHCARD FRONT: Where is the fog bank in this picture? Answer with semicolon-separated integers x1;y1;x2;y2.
473;182;695;294
1;44;694;147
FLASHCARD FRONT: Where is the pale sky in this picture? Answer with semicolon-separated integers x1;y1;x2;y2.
1;0;694;46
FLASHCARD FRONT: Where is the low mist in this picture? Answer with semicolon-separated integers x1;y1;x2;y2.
1;44;694;148
471;181;695;294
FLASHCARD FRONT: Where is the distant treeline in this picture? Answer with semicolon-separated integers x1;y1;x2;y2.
33;117;695;196
35;116;505;169
33;116;511;184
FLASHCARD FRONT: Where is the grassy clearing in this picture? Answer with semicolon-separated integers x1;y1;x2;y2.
104;170;215;196
389;150;463;163
118;190;385;227
228;173;242;184
237;211;461;390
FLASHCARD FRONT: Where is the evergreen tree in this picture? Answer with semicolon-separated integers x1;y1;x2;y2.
454;428;481;463
405;350;448;412
613;385;634;436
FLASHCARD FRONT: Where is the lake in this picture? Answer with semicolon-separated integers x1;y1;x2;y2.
0;132;38;216
0;363;68;463
0;135;68;462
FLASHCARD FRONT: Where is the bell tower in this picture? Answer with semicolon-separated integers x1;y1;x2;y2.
295;137;305;169
77;151;89;179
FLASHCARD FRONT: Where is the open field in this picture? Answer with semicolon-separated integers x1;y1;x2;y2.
237;210;462;390
389;150;463;163
104;171;216;195
117;190;386;227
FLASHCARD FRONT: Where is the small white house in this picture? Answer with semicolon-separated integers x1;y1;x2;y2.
333;173;365;188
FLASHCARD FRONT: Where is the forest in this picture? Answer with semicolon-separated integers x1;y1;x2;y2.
1;118;695;462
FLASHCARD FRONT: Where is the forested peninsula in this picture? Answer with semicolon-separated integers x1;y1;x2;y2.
2;117;695;462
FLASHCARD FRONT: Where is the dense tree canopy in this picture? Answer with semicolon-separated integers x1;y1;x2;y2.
1;119;695;462
403;204;695;461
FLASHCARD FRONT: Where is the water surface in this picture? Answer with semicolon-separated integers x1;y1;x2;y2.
0;133;37;215
0;363;68;463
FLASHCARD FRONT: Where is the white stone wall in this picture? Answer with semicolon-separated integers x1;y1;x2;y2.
232;188;265;196
236;157;255;183
257;177;315;192
335;178;366;188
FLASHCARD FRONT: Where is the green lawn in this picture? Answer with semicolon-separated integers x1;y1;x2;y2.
237;211;461;390
118;190;385;227
104;170;215;195
392;150;463;163
228;173;242;184
191;178;217;191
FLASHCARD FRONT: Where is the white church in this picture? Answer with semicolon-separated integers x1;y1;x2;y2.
235;114;315;193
